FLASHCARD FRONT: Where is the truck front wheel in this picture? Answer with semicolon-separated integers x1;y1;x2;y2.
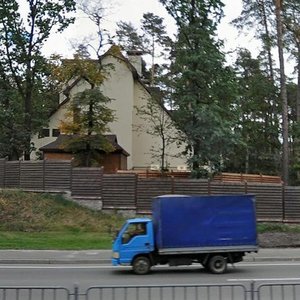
208;255;227;274
132;256;151;275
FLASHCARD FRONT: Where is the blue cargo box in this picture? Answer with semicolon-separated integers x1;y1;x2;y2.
152;194;257;251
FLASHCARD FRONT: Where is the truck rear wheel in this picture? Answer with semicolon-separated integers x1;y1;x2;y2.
132;256;151;275
208;255;227;274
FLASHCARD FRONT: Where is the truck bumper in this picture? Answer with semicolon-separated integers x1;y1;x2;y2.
112;258;120;266
112;258;131;266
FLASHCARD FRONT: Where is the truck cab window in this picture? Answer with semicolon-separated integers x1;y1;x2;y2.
122;223;146;244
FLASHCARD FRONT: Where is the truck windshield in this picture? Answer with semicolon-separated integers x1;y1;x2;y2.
122;222;147;244
113;222;127;241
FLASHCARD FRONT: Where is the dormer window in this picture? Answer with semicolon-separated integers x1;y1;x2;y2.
38;128;50;138
52;129;60;137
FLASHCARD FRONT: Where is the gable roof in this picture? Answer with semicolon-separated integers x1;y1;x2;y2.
40;134;129;156
50;45;151;117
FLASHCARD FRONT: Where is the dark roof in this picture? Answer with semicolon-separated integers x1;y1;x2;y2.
39;134;129;156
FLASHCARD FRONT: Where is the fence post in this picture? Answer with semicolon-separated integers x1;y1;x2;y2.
244;181;248;194
43;160;46;191
70;159;74;196
171;177;175;194
73;284;79;300
18;160;21;188
135;173;138;212
282;184;286;222
249;280;255;300
0;157;7;188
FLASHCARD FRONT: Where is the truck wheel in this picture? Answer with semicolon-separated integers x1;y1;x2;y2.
208;255;227;274
132;256;151;275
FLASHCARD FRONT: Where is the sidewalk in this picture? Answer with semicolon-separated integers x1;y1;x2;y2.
0;248;299;264
0;250;111;264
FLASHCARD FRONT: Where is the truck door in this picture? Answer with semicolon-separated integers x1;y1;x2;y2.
119;222;153;264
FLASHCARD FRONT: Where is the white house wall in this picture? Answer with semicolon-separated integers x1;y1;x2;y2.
132;82;187;170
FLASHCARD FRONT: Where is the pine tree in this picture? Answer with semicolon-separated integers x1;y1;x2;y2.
283;1;300;184
159;0;238;177
226;49;280;174
115;21;144;52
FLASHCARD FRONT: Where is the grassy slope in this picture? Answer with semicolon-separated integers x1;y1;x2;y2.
1;190;300;250
0;190;126;249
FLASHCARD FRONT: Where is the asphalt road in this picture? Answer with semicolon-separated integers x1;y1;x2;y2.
1;262;300;299
1;261;300;287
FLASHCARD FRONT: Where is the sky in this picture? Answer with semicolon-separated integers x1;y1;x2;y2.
36;0;295;78
41;0;259;60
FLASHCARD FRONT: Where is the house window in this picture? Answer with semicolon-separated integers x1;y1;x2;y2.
38;128;50;138
52;129;60;137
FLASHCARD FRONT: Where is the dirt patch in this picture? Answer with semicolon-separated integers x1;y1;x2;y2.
258;232;300;248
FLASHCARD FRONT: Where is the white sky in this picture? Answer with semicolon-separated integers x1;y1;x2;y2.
36;0;292;78
42;0;258;59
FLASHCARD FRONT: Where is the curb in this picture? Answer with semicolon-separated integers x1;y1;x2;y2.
2;257;300;264
244;256;300;262
0;259;111;265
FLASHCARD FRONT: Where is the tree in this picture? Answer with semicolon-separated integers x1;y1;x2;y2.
0;0;76;160
225;49;280;174
115;13;172;86
159;0;238;177
283;1;300;184
141;13;172;86
0;75;26;160
232;0;280;172
60;87;115;167
232;0;276;82
135;89;179;171
115;21;144;52
232;0;291;184
77;0;113;60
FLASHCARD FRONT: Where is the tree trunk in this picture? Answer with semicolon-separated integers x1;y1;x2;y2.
24;93;32;161
297;44;300;123
274;0;289;184
295;43;300;182
259;0;275;82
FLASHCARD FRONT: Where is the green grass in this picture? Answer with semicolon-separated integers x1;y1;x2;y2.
0;189;126;250
0;231;113;250
257;222;300;233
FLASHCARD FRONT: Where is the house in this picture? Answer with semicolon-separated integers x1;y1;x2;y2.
31;46;187;172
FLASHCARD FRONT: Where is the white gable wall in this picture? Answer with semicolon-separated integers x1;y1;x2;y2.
100;55;134;168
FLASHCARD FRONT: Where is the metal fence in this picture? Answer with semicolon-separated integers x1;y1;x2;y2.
0;286;71;300
256;282;300;300
2;282;300;300
85;284;247;300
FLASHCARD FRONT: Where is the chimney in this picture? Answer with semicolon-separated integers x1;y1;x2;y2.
127;50;144;77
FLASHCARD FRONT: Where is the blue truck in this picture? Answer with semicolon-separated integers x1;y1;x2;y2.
112;194;258;274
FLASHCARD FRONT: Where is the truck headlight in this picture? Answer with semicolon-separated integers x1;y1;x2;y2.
112;252;119;259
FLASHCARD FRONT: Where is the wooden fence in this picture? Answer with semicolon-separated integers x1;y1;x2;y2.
0;159;299;222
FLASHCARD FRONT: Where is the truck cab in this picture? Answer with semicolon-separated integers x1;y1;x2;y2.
112;218;154;274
